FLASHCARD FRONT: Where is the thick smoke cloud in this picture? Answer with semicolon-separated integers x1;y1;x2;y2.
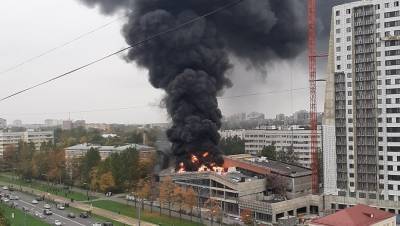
77;0;347;170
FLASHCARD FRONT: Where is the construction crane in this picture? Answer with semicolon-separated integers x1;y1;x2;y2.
308;0;319;194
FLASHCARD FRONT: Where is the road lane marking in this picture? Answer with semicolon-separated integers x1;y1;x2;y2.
19;200;86;226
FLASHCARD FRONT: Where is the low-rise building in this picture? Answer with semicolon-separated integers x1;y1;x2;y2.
159;154;319;224
310;204;396;226
219;129;245;140
65;143;156;161
0;131;54;157
0;118;6;129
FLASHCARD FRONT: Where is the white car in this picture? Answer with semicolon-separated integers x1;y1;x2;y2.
44;204;51;209
92;223;102;226
9;195;19;200
54;220;62;226
2;198;9;203
56;204;65;210
2;186;8;190
32;199;38;204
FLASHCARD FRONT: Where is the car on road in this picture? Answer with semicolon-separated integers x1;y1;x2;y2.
44;204;51;209
56;204;65;210
102;222;113;226
2;186;8;190
36;196;44;201
32;199;38;204
2;198;9;203
79;211;90;218
92;223;102;226
54;220;62;226
67;212;76;218
9;195;19;200
43;209;53;215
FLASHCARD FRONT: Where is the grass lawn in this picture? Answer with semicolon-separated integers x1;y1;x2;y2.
67;207;126;226
0;174;95;201
0;203;50;226
92;200;204;226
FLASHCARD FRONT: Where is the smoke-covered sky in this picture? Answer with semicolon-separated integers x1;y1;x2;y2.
0;0;355;125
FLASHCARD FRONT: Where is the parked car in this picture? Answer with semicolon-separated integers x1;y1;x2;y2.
9;195;19;200
102;222;113;226
2;198;9;203
43;209;53;215
44;204;51;209
36;196;44;201
92;223;102;226
79;212;89;218
67;212;76;218
8;187;14;192
54;220;62;226
32;199;38;204
2;186;8;190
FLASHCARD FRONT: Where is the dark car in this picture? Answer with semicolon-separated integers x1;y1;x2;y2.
79;212;89;218
36;196;44;201
103;223;113;226
67;212;76;218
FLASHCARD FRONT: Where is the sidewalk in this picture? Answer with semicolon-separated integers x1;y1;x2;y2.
0;181;155;226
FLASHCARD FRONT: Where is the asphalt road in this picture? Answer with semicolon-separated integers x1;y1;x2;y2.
1;187;104;226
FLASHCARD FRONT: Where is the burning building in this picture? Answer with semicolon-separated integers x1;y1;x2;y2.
159;154;321;224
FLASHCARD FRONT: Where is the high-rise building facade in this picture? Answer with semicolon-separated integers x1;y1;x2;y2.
324;0;400;212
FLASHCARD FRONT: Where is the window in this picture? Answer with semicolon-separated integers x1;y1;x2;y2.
396;79;400;84
387;117;393;123
379;155;384;160
336;20;341;25
336;28;341;34
385;3;390;8
379;174;384;179
389;195;394;201
336;46;341;52
387;98;392;104
349;164;354;168
377;51;381;57
349;155;354;160
378;117;382;123
386;79;392;85
347;64;351;69
378;99;382;104
396;98;400;104
348;100;352;105
347;55;351;60
346;18;351;23
337;65;341;70
346;9;351;14
348;91;352;96
348;109;352;114
347;45;351;51
349;145;353;150
397;166;400;171
388;184;394;190
398;156;400;161
349;136;353;141
348;118;353;123
388;165;394;171
346;27;351;33
347;82;352;87
336;38;341;43
336;10;340;16
349;182;354;187
337;56;341;61
388;156;393;161
378;89;382;95
378;80;382;85
396;1;400;7
349;127;353;132
347;73;352;78
376;4;380;10
347;36;351;42
379;165;384;170
350;173;354;177
397;117;400;123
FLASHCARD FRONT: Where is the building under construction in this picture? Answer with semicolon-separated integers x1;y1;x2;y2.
159;155;322;224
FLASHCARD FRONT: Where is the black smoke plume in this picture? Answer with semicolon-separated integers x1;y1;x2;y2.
78;0;309;171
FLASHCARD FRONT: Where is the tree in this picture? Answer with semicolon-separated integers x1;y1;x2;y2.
240;208;254;226
261;143;277;160
80;148;101;184
89;168;99;192
219;136;245;155
277;146;299;165
265;174;288;200
136;179;151;210
183;187;197;220
47;148;66;184
99;172;115;192
172;186;185;219
159;177;176;217
0;207;10;226
204;199;222;225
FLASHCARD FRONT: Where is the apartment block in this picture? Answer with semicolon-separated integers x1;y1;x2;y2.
323;0;400;213
0;131;54;157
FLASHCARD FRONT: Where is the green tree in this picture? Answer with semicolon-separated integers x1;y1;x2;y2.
261;143;277;160
277;146;299;165
80;148;101;184
219;136;245;155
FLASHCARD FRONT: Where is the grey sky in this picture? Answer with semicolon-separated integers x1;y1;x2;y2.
0;0;329;124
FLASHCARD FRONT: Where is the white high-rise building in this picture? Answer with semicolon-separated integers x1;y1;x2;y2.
0;131;54;157
323;0;400;213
